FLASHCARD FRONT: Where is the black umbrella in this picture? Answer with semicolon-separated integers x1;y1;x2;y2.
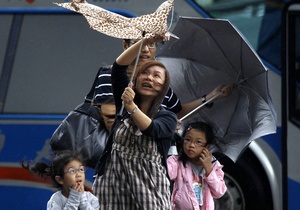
156;17;277;162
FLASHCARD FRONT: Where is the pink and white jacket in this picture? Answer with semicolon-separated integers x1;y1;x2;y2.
167;155;227;210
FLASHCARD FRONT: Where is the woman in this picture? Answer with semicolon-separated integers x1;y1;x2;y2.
92;37;178;209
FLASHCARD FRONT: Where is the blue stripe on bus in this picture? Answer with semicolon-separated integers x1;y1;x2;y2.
0;8;136;17
288;178;300;209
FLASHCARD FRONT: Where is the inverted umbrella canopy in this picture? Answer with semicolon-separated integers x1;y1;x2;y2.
156;17;277;162
55;0;175;39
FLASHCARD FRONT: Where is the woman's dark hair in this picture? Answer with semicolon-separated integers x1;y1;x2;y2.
21;150;86;189
179;122;216;167
134;60;170;118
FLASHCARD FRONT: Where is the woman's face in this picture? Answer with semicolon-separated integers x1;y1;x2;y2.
136;65;166;97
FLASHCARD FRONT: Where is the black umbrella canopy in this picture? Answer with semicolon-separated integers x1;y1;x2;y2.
156;17;277;162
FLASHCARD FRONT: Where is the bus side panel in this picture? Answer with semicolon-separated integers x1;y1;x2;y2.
0;121;95;209
0;185;53;209
0;122;56;209
288;179;300;210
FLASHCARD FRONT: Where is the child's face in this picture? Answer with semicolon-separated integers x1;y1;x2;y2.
183;128;208;160
60;160;86;192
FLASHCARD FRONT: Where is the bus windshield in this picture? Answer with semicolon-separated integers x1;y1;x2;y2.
194;0;281;70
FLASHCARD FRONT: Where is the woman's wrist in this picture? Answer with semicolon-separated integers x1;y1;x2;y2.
201;94;214;108
127;105;138;115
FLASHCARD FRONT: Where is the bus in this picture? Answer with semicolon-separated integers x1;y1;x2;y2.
0;0;297;209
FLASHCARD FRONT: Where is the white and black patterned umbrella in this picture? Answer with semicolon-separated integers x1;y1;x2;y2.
156;17;277;162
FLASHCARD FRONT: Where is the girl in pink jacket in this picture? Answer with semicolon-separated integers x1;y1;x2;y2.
167;122;227;210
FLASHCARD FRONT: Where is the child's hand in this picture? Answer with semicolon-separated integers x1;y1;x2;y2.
199;148;212;176
72;182;84;193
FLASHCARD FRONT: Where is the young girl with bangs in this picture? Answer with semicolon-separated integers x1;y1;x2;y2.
167;122;227;210
22;150;99;210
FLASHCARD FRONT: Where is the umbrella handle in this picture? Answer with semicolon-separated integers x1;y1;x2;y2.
119;37;145;116
179;92;221;121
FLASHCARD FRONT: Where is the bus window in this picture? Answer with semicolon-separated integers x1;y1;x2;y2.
0;12;122;115
194;0;265;52
286;4;300;127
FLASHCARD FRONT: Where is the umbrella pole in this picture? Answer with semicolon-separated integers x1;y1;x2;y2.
180;92;221;121
118;37;145;116
129;38;145;83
